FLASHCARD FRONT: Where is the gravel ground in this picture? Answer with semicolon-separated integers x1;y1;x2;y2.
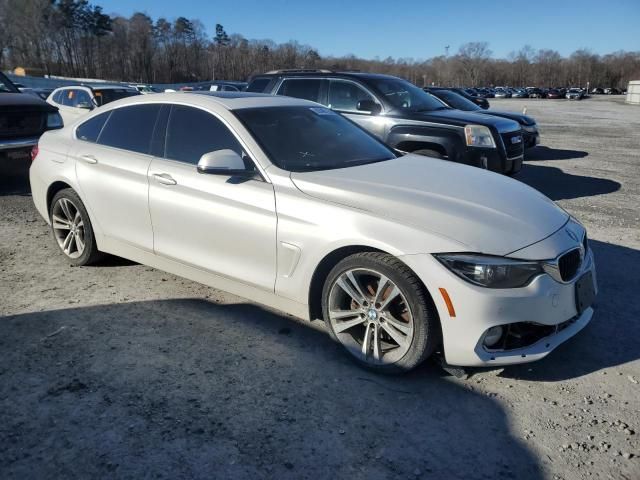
1;96;639;480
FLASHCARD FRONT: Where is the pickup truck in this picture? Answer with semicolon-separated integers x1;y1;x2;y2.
1;72;63;181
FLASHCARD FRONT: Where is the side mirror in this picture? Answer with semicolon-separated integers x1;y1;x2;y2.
76;102;94;110
356;99;382;115
197;149;250;176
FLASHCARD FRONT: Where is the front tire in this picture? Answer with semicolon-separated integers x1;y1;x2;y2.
321;252;439;374
50;188;103;266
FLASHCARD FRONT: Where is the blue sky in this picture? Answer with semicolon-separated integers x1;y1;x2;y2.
98;0;639;60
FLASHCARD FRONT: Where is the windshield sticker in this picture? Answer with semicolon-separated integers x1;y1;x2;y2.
310;107;335;115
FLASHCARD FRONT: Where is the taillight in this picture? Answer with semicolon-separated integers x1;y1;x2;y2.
30;144;39;162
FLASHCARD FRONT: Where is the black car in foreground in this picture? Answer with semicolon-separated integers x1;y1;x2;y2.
1;72;63;174
248;70;523;174
425;87;540;149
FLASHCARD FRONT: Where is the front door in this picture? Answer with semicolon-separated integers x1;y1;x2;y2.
148;104;277;291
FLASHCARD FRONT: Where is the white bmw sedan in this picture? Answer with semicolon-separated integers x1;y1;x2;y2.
29;92;597;373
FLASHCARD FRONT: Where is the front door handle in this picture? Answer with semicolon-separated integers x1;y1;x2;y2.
79;154;98;164
152;173;177;186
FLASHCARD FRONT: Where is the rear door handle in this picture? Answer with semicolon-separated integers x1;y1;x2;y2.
152;173;177;186
79;154;98;164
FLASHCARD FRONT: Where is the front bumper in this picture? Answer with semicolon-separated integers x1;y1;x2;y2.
400;247;597;367
523;130;540;149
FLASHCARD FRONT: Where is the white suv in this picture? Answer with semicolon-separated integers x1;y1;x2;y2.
46;85;139;125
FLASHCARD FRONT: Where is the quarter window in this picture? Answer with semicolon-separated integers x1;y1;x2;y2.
164;106;244;165
328;80;376;112
276;79;324;103
97;104;161;154
76;112;111;143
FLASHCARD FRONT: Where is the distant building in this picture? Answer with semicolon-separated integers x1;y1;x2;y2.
627;81;640;105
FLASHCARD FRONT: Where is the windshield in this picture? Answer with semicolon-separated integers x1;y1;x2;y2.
0;72;19;93
93;88;140;106
430;90;479;111
234;106;396;172
367;77;448;112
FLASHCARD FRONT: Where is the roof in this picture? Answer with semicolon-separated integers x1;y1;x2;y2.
95;91;319;111
254;70;401;81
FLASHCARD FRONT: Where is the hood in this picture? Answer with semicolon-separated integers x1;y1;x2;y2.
0;92;57;112
481;110;536;126
402;108;520;132
290;155;568;256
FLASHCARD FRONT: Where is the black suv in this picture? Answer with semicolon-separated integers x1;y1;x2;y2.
1;72;63;179
247;70;524;174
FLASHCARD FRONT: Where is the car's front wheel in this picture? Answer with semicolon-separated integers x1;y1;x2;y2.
50;188;102;266
322;252;439;373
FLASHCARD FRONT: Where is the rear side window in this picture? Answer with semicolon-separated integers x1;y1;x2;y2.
276;79;324;102
53;90;64;104
76;112;111;143
165;105;243;165
97;104;161;154
246;77;271;92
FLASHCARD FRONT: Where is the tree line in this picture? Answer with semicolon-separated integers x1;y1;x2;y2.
1;0;638;88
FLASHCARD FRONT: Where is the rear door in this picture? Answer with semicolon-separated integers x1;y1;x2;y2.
74;104;161;251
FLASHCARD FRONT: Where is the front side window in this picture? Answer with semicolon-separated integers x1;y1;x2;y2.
76;111;111;143
369;78;447;113
276;79;324;103
72;90;92;108
234;106;395;172
97;104;161;154
328;80;376;112
164;105;244;165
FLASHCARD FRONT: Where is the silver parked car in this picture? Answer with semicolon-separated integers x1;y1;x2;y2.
30;92;597;373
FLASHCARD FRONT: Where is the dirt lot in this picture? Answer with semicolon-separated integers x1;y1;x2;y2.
1;96;639;480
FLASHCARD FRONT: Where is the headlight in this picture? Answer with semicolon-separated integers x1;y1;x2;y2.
47;112;64;129
464;124;495;148
434;253;543;288
522;124;537;133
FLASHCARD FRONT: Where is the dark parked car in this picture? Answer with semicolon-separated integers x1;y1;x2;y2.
425;87;540;149
546;89;564;99
526;87;546;98
248;70;524;174
1;72;63;168
448;87;490;109
591;87;604;95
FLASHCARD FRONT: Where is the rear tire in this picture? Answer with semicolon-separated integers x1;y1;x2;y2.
321;252;439;374
412;149;444;159
50;188;103;266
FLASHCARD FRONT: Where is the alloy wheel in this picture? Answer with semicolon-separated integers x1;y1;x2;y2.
328;268;414;365
51;197;86;259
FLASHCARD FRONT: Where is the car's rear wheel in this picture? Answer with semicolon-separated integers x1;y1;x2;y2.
322;252;439;373
50;189;102;266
